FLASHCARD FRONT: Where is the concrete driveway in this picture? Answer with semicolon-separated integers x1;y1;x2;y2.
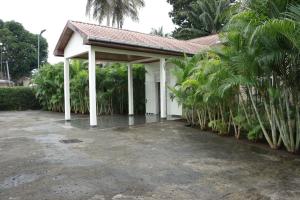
0;111;299;200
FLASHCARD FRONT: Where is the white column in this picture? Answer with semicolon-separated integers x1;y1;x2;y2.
128;116;134;126
64;58;71;121
128;64;134;116
160;58;167;118
88;46;97;126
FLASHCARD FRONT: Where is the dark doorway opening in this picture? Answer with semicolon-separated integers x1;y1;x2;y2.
156;82;161;115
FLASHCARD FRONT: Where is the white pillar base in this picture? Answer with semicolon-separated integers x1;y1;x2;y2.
128;116;134;126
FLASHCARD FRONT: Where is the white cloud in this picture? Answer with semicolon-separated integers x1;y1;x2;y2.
0;0;175;63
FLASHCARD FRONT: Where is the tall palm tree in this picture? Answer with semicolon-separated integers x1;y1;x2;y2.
180;0;234;38
170;0;300;152
86;0;145;28
150;26;170;37
86;0;112;26
219;1;300;152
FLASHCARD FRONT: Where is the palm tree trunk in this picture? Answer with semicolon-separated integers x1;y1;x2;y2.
106;11;111;26
247;86;274;148
230;108;239;139
296;104;300;151
263;98;278;148
239;94;250;125
285;89;295;151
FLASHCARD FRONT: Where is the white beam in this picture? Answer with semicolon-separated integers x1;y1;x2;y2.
128;64;134;115
93;46;174;60
64;58;71;121
130;57;158;64
88;46;97;126
160;58;167;118
65;51;88;59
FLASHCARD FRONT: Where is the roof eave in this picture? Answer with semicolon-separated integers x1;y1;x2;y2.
85;37;196;57
54;21;202;58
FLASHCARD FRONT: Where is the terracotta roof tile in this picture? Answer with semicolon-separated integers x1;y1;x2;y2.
188;34;220;46
69;21;208;55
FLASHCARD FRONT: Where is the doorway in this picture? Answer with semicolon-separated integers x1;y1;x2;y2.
156;82;161;115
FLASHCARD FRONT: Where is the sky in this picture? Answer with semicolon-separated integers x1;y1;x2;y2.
0;0;176;64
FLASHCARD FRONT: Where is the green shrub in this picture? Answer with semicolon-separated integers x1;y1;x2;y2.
0;87;40;111
33;61;145;115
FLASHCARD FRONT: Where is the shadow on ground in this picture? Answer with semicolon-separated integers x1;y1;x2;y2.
0;111;299;200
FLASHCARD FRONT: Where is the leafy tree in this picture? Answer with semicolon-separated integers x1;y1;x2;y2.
167;0;236;39
86;0;145;28
0;20;4;29
186;0;234;35
0;20;48;81
167;0;194;29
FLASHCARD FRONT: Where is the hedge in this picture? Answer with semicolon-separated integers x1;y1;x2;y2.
0;87;41;111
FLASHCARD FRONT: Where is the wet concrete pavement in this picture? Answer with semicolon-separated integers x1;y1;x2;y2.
0;111;300;200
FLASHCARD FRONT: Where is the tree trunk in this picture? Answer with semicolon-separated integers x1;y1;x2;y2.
247;86;275;148
106;11;111;26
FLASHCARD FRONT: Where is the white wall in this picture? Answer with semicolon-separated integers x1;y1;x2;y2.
145;62;182;116
166;64;182;116
145;62;159;114
64;32;89;59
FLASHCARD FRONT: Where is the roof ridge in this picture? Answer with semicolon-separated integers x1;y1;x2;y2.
69;20;190;43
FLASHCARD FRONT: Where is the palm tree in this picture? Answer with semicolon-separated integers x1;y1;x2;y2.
150;26;170;37
219;1;300;151
180;0;234;38
86;0;145;28
170;0;300;152
169;54;202;125
248;6;300;152
111;0;145;28
86;0;112;26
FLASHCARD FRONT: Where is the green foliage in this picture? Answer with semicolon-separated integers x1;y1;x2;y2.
208;119;227;135
0;87;40;111
247;124;263;142
167;0;194;27
170;1;300;153
86;0;145;28
34;61;145;115
34;63;64;112
150;26;170;37
0;20;48;80
167;0;194;39
168;0;236;39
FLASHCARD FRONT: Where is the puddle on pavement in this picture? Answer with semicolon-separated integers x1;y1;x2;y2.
60;139;83;144
57;115;180;130
34;134;101;167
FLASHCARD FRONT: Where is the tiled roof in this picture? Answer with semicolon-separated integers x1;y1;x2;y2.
54;21;212;57
188;34;220;46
